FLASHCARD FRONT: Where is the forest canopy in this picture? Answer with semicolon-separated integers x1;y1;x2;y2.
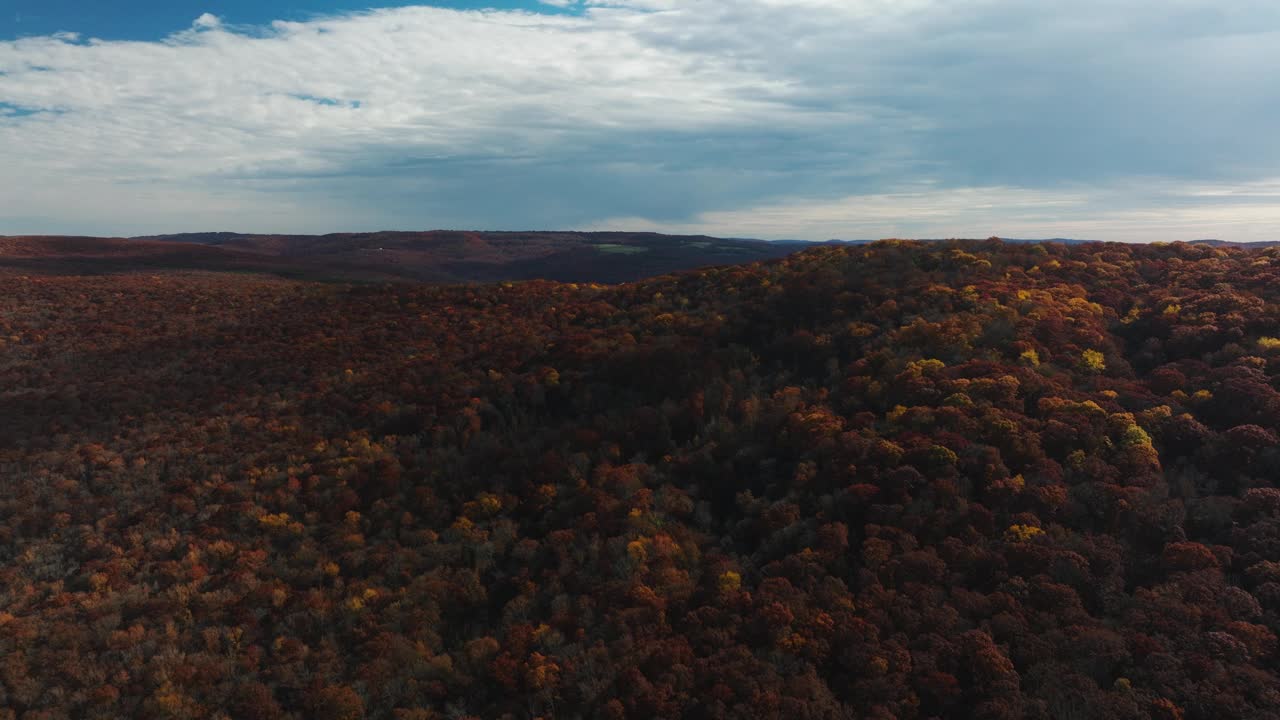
3;239;1280;719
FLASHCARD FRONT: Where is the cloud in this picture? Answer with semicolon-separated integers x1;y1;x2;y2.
1;1;1280;238
192;13;222;30
588;180;1280;242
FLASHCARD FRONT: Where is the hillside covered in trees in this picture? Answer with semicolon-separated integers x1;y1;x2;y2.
5;240;1280;719
0;231;797;284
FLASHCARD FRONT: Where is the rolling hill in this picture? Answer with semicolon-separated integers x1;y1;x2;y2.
0;230;800;284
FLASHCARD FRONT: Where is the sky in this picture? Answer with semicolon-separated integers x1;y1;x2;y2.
3;1;1280;241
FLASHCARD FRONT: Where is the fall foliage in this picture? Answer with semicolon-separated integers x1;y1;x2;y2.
2;238;1280;718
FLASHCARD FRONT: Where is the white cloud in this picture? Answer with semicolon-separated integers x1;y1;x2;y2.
586;178;1280;242
2;1;1280;238
0;6;791;178
192;13;222;30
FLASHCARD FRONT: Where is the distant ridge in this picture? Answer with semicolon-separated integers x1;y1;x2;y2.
995;237;1097;245
1185;238;1280;248
779;237;1101;246
1;230;799;283
7;232;1277;284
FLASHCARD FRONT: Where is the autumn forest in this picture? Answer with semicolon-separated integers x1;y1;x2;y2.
5;239;1280;719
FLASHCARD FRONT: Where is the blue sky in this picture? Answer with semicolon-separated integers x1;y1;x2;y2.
3;1;573;41
4;1;1280;241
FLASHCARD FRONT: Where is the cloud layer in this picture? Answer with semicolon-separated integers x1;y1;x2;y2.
3;1;1280;239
